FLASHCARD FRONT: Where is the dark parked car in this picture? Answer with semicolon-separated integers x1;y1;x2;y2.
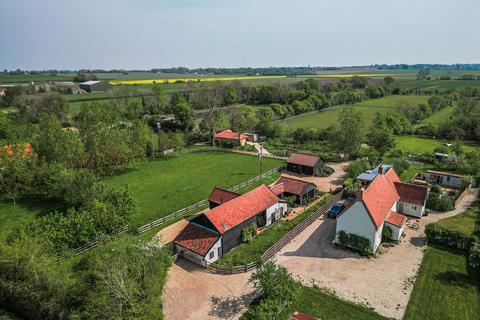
328;203;345;218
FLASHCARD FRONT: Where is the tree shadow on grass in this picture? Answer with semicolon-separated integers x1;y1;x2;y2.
435;271;477;289
1;197;65;218
209;291;258;319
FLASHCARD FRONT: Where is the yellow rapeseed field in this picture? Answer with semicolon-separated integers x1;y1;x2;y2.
315;73;405;78
109;75;287;85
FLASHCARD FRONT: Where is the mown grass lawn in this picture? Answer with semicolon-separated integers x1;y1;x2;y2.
295;285;388;320
215;196;331;267
393;136;478;154
285;95;430;130
404;245;480;320
103;149;283;227
437;209;479;236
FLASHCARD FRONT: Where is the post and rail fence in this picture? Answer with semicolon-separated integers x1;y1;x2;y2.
206;190;343;274
68;166;283;256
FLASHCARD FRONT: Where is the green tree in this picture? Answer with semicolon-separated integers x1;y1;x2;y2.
229;104;258;132
16;92;69;123
0;146;35;205
366;112;395;155
171;101;195;132
331;107;365;160
36;113;84;167
383;76;394;86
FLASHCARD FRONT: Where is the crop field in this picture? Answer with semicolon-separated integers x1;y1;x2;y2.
404;245;480;320
109;75;287;85
103;148;283;226
397;79;480;91
284;95;430;130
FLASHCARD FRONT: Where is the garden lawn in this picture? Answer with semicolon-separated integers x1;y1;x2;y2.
393;136;478;154
0;200;62;241
215;196;331;267
295;285;388;320
285;95;429;130
103;149;283;227
437;209;479;236
404;245;480;320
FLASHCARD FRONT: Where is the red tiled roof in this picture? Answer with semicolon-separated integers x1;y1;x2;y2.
385;167;401;184
385;211;407;227
270;183;285;196
394;182;428;206
291;311;318;320
173;223;219;256
208;187;240;205
361;174;400;229
287;153;321;167
274;176;316;196
205;184;279;234
214;130;248;140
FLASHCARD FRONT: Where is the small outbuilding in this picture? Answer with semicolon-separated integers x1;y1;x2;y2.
79;80;112;92
208;187;240;209
271;176;316;206
213;130;248;147
286;153;324;176
425;170;463;189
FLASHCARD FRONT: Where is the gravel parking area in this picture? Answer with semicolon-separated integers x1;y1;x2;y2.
275;188;478;320
163;259;254;320
281;162;348;193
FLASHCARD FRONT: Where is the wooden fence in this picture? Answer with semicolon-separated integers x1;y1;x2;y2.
207;191;343;274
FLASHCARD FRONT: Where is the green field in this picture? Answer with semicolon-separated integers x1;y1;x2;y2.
421;105;455;127
397;79;480;91
103;149;283;226
295;285;388;320
285;95;430;130
404;245;480;320
437;209;479;236
393;136;478;154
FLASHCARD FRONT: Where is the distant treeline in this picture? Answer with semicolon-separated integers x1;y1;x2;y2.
4;63;480;75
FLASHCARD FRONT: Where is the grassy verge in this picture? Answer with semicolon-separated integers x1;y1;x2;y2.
393;136;478;154
404;245;480;320
214;195;331;267
295;285;388;320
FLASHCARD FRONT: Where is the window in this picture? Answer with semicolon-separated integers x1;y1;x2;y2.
413;206;417;210
446;176;450;182
209;251;214;259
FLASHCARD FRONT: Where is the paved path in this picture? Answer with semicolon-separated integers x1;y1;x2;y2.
275;188;478;320
246;142;272;157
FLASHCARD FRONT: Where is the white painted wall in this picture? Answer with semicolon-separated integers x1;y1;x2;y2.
265;202;288;226
426;173;462;188
385;222;404;241
204;237;222;264
335;201;378;253
398;201;424;218
175;236;223;267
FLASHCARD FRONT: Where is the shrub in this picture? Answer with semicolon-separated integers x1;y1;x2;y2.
469;240;480;269
336;231;372;256
425;223;477;251
426;192;454;212
431;184;442;194
382;226;393;243
241;223;257;244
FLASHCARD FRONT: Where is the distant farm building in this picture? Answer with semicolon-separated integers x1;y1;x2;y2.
425;170;463;189
213;130;248;147
79;80;112;92
286;153;324;176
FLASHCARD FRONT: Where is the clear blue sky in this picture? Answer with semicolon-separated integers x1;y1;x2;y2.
1;0;478;70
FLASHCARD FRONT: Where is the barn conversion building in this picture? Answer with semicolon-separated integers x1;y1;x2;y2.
335;166;428;253
174;184;288;266
286;153;324;176
425;170;464;189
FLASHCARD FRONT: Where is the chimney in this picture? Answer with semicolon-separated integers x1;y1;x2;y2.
378;165;384;175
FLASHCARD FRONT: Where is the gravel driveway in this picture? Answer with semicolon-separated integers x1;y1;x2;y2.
275;188;478;320
281;162;348;193
163;259;254;320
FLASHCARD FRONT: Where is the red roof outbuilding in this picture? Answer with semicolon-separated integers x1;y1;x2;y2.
394;182;428;206
287;153;322;167
214;130;248;141
273;176;316;196
386;211;408;227
208;187;240;205
173;223;220;256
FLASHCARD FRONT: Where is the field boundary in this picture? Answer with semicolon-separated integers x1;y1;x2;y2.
137;166;283;234
206;190;343;274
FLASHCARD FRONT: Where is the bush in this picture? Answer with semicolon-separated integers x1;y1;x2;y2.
469;240;480;269
425;223;477;251
241;223;257;244
431;184;442;194
336;231;372;256
382;226;393;243
426;192;454;212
